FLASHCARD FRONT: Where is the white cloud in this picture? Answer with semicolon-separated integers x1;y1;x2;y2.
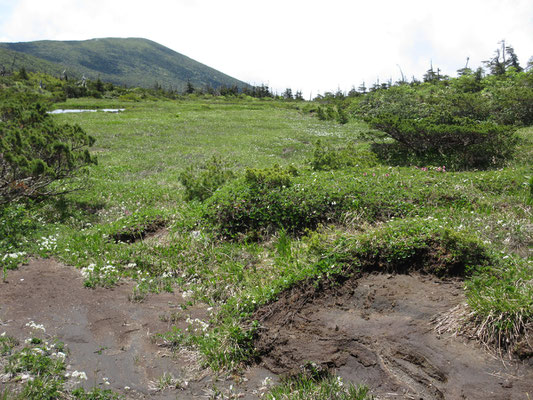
0;0;532;96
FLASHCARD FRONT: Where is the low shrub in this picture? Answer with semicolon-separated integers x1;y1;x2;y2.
316;105;349;124
244;164;298;189
368;115;518;169
0;95;97;204
178;156;234;201
355;83;521;170
204;167;477;239
483;69;533;126
310;140;378;171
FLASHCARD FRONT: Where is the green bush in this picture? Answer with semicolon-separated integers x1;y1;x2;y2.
315;105;348;124
0;95;97;204
356;82;521;169
178;156;234;201
244;163;298;189
204;167;477;239
310;140;378;171
204;170;331;239
368;114;517;169
483;69;533;126
316;106;327;121
336;106;349;124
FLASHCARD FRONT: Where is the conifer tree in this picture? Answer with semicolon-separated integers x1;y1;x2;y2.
185;80;195;94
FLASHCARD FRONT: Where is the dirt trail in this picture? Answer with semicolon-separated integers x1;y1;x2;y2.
0;259;273;399
254;273;533;400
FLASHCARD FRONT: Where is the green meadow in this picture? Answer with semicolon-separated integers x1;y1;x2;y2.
1;94;532;399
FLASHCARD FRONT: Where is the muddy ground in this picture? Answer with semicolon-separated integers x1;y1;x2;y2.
0;259;273;399
255;273;533;399
1;259;532;399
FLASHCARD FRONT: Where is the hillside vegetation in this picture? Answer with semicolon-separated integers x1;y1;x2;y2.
0;46;69;78
0;38;248;91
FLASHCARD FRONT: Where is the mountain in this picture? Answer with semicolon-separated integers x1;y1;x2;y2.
0;46;69;77
0;37;248;91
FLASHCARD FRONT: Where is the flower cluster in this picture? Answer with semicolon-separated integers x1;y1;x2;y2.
185;317;209;333
1;251;25;262
36;234;59;252
66;370;88;381
25;321;46;332
81;263;120;287
413;165;446;172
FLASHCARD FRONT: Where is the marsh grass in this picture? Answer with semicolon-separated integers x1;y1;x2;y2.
1;97;531;374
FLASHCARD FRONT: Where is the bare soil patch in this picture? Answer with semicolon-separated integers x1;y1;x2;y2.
0;259;272;399
254;272;533;399
2;260;532;399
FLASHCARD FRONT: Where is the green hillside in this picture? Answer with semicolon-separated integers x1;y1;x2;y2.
0;46;72;77
0;37;248;90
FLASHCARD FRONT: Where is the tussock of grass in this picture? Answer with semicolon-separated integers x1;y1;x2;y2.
464;257;533;357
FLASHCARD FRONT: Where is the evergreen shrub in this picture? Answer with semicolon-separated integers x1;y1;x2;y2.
0;95;97;204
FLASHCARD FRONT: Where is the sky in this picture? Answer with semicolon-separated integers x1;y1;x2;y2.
0;0;532;97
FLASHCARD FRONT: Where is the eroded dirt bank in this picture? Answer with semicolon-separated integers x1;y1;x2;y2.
254;273;533;400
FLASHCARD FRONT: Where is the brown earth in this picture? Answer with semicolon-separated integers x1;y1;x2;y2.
0;259;274;399
254;272;533;400
1;260;532;399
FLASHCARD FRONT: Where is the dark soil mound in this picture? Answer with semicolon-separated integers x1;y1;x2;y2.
254;272;533;399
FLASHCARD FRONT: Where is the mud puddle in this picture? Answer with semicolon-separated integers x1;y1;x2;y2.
254;273;533;399
0;259;274;399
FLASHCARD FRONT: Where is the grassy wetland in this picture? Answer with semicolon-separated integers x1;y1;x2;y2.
1;70;532;399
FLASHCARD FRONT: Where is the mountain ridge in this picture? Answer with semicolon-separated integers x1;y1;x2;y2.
0;37;248;91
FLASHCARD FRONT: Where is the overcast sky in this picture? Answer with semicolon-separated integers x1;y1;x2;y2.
0;0;532;97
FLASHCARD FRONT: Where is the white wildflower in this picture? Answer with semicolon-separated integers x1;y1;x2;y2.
261;377;273;387
25;321;45;332
70;370;88;380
